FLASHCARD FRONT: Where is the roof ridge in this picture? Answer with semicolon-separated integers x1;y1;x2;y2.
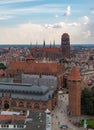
68;66;82;80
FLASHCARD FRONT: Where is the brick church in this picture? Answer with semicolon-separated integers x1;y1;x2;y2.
31;33;70;61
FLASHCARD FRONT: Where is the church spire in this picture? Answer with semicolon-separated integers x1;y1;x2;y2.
53;40;55;47
43;40;45;48
50;41;52;48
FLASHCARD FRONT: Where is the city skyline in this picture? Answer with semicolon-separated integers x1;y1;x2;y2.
0;0;94;44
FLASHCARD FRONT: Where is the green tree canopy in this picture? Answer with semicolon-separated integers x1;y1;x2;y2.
81;87;94;115
0;63;6;70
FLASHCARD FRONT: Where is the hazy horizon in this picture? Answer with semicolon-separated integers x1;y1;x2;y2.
0;43;94;46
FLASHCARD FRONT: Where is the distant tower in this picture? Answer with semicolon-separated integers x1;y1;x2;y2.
43;40;46;48
67;66;82;116
61;33;70;58
53;40;55;47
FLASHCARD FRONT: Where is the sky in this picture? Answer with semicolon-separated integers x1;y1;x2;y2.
0;0;94;44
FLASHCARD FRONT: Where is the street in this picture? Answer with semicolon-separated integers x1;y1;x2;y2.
51;92;82;130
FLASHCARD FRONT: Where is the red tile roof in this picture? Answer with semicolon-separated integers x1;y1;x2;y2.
62;33;69;37
31;47;60;53
7;62;65;75
68;66;82;80
27;54;35;60
0;115;25;121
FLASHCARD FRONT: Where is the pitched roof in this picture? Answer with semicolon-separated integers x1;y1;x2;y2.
31;47;60;53
0;82;56;101
26;54;35;60
68;66;82;80
62;33;69;37
0;115;25;121
7;62;64;75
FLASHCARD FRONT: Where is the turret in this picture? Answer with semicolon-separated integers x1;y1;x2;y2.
67;66;82;116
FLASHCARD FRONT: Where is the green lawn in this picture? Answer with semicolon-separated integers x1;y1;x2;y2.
80;119;94;129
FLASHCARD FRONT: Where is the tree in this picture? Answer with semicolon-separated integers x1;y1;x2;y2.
59;58;68;63
81;87;94;115
0;63;6;70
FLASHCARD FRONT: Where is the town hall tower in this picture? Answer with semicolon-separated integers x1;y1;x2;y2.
61;33;70;58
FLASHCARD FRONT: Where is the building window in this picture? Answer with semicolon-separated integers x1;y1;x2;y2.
19;101;24;107
11;101;17;107
34;103;40;109
27;102;31;108
4;101;9;109
42;103;46;109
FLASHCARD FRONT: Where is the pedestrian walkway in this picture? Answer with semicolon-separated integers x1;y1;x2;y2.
51;93;83;130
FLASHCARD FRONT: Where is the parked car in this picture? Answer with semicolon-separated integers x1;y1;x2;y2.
60;124;68;129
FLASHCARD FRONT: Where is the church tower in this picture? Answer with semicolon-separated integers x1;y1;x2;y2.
61;33;70;58
67;66;82;116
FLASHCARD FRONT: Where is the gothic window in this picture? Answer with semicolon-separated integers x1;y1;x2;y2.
4;101;9;109
42;103;46;109
34;103;40;109
19;101;24;107
11;101;16;107
27;102;31;108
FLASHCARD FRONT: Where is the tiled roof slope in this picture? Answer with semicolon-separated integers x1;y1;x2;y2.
31;47;60;53
0;115;25;121
26;54;35;60
7;62;65;75
68;66;82;80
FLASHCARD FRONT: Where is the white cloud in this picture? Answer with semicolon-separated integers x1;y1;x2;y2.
83;30;91;38
79;16;90;25
83;16;90;25
55;14;59;18
64;6;71;16
0;20;93;44
0;4;64;16
0;0;38;5
44;22;80;29
90;8;94;14
0;15;13;20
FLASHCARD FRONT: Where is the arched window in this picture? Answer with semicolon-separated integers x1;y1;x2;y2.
11;101;16;107
42;103;46;109
4;101;9;109
19;101;24;107
27;102;31;108
34;103;40;109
